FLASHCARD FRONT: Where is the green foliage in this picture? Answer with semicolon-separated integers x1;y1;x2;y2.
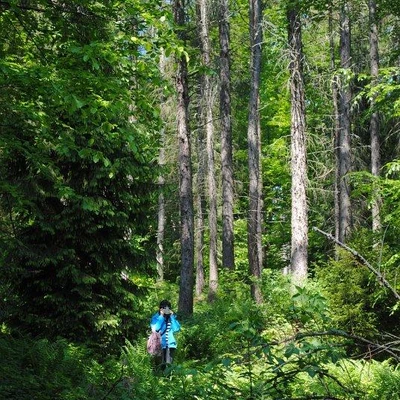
177;279;348;398
120;340;161;399
366;359;400;399
315;254;380;338
262;137;292;270
1;0;399;398
315;251;400;344
354;67;400;117
1;276;400;400
0;334;114;400
314;221;400;340
175;280;365;399
0;0;175;349
288;285;331;329
383;160;400;230
349;166;400;306
286;358;400;399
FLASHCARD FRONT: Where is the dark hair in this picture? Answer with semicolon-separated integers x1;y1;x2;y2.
159;299;171;309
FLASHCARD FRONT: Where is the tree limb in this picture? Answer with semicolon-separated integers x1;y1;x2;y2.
293;329;400;362
313;226;400;301
0;1;45;12
265;329;400;362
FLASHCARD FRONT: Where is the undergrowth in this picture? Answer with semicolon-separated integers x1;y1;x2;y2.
1;275;399;400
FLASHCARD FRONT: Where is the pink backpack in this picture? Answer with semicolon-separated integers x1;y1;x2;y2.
147;331;162;356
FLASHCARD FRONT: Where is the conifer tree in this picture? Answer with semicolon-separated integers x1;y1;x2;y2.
219;0;235;270
287;1;308;285
174;0;195;316
338;0;353;243
247;0;263;303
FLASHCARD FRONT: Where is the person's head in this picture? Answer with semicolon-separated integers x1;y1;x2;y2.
159;299;171;310
159;299;172;315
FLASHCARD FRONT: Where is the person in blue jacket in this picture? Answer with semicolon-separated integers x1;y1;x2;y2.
150;299;181;365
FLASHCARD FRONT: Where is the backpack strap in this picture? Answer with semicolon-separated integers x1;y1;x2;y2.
157;316;169;336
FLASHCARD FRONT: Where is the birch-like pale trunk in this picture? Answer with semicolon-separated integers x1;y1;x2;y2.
247;0;263;304
288;5;308;286
175;0;194;316
219;0;235;270
369;0;382;235
338;0;352;243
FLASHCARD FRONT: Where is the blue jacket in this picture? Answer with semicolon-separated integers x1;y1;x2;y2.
150;312;180;349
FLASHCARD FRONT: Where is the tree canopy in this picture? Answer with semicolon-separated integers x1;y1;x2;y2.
0;0;399;398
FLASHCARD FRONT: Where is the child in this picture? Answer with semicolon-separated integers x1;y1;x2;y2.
150;300;181;365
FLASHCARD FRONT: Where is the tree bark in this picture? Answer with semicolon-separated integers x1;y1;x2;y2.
329;5;341;246
338;0;352;243
287;4;308;286
175;0;194;316
219;0;235;270
247;0;263;303
156;144;166;282
195;100;206;296
156;50;167;281
197;0;218;301
369;0;382;235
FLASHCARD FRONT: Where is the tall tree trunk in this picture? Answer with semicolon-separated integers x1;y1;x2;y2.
175;0;194;316
287;4;308;286
338;0;352;243
195;101;206;296
156;138;166;282
369;0;382;235
197;0;219;301
219;0;235;270
247;0;263;303
329;4;341;245
156;50;167;281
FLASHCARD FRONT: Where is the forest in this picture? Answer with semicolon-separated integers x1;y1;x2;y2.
0;0;399;399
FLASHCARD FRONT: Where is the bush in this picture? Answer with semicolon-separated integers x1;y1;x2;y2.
315;252;380;338
0;333;124;400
